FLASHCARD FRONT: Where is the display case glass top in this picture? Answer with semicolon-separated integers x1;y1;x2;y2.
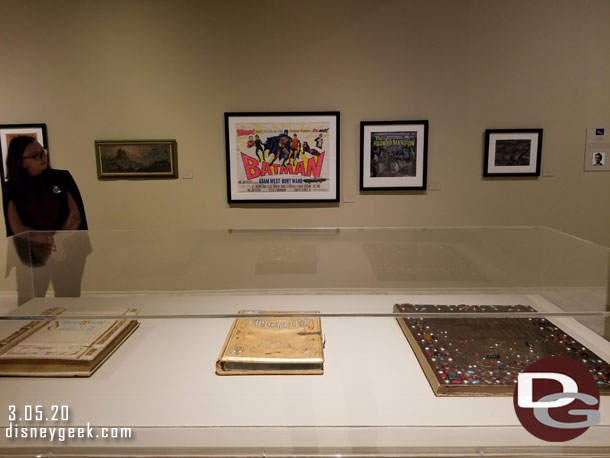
0;226;607;318
0;227;608;457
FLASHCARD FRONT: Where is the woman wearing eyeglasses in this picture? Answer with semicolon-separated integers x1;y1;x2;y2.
3;135;89;304
4;135;87;236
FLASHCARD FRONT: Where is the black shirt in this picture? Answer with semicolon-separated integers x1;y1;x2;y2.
3;168;88;237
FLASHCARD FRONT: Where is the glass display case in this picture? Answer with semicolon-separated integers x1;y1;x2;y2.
0;227;609;457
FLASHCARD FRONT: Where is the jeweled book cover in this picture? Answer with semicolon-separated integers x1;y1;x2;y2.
216;310;324;375
394;303;610;396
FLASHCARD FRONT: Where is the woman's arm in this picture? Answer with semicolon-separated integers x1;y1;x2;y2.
7;200;32;235
60;191;82;231
7;200;53;245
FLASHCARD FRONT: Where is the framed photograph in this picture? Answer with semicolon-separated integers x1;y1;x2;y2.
225;112;340;203
0;123;48;182
360;120;428;190
95;140;178;179
484;129;543;177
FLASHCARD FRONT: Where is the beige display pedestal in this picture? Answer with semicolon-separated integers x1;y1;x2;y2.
1;293;609;456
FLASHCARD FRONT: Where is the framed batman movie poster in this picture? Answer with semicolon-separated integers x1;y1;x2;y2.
225;112;340;203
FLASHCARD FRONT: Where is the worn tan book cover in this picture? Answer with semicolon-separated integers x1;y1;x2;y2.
216;310;324;375
0;307;139;377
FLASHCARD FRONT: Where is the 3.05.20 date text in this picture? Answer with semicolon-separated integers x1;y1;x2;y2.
8;405;69;422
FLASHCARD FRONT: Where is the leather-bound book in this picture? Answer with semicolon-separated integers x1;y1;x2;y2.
0;307;138;377
217;310;324;375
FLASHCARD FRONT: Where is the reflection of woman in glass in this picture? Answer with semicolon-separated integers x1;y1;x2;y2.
593;152;604;166
3;136;90;304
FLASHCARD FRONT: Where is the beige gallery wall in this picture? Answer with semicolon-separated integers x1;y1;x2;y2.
0;0;609;246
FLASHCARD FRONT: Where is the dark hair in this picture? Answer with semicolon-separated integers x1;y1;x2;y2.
6;135;36;189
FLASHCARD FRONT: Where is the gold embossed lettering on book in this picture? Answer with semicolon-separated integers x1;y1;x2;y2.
216;310;324;375
394;303;610;396
0;307;139;377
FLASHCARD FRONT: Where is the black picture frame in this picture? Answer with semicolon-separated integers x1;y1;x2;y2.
484;129;543;177
360;120;428;190
0;123;49;183
225;112;340;203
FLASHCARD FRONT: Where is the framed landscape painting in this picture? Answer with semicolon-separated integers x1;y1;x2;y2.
484;129;543;177
360;120;428;190
95;140;178;179
225;112;340;203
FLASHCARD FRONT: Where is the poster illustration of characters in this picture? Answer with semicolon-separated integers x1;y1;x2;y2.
370;131;417;178
225;113;339;202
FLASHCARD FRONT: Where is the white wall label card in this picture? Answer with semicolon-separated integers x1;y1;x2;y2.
584;128;609;171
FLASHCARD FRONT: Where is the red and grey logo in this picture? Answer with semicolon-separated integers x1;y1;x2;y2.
513;356;600;442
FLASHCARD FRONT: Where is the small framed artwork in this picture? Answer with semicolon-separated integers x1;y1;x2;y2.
484;129;543;177
95;140;178;179
360;120;428;190
0;123;48;182
225;112;340;203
